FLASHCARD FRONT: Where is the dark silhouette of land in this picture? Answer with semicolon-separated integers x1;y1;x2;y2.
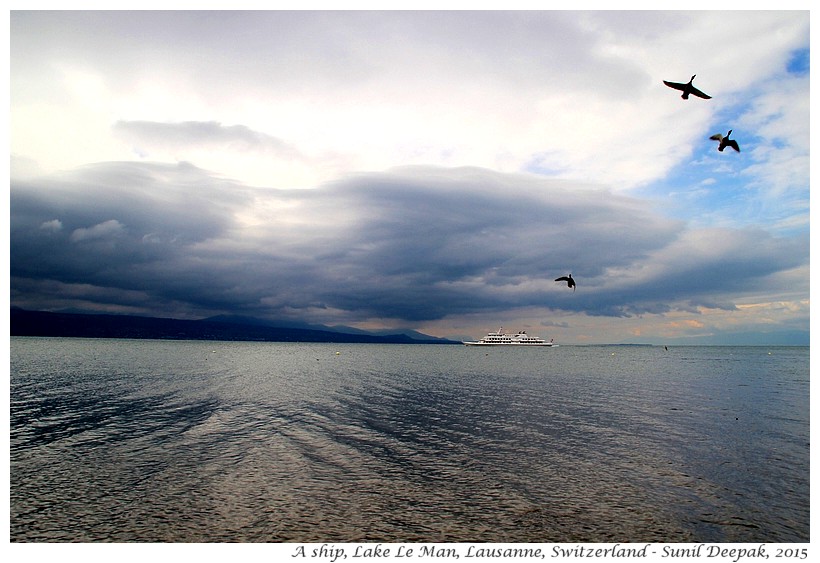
10;308;459;344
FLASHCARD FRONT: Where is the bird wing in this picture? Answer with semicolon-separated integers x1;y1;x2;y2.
555;276;570;282
663;80;686;91
726;140;740;152
710;133;724;141
689;86;711;99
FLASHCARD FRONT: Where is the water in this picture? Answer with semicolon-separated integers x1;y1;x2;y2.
10;338;809;543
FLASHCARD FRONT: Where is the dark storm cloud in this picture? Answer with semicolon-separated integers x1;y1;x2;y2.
10;163;807;323
10;161;253;314
300;168;678;320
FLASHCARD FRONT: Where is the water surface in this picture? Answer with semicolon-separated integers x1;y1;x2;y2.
10;338;809;542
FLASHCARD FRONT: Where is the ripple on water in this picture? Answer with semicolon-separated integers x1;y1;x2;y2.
10;340;810;542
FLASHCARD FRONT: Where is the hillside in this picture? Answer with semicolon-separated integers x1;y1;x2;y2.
10;308;459;344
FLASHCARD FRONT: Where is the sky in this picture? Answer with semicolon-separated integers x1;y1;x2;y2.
8;8;812;345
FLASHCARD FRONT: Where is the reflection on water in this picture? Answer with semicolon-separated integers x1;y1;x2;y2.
11;339;809;542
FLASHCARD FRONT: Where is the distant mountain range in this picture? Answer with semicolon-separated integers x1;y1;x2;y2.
10;308;460;345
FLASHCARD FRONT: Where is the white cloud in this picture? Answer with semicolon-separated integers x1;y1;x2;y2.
70;219;126;243
10;11;809;192
39;219;62;232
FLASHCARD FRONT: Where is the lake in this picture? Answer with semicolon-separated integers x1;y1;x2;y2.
10;338;810;543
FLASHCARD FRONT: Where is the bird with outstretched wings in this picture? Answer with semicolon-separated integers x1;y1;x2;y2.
663;74;711;100
555;274;575;291
710;130;740;152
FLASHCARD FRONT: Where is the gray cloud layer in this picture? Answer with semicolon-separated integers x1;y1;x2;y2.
10;162;808;325
114;120;305;160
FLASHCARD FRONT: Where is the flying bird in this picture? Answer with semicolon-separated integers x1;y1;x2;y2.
710;130;740;152
555;274;575;291
663;75;711;100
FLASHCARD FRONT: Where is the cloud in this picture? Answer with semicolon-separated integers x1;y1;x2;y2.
114;120;305;160
11;12;809;192
10;162;252;301
10;163;808;327
738;73;810;199
9;11;809;341
39;219;62;232
70;219;125;243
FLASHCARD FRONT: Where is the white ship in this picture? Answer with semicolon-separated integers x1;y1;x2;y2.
463;328;556;347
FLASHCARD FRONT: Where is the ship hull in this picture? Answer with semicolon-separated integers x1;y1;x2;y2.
463;341;554;346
